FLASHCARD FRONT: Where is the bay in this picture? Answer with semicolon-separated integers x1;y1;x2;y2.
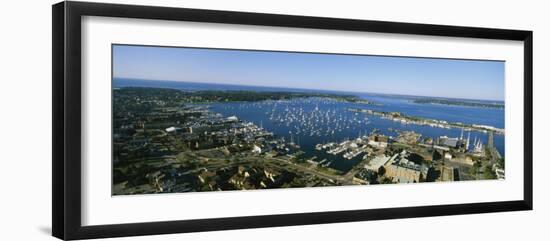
114;78;505;172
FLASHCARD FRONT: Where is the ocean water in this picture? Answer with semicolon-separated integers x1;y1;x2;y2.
114;78;505;172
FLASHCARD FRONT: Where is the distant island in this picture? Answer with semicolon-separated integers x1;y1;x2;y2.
184;90;361;103
116;87;378;105
413;98;504;109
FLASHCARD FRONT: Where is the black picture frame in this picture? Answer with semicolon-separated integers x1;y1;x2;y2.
52;1;533;240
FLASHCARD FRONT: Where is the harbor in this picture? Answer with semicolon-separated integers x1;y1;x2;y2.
112;82;505;195
206;94;504;172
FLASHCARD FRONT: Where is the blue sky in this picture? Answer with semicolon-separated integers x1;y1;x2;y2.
113;45;505;101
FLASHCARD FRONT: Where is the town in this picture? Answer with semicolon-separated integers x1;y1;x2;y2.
112;87;505;195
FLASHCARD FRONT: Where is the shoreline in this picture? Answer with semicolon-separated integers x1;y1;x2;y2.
348;108;505;135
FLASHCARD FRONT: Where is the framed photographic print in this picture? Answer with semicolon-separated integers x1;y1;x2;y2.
52;1;533;240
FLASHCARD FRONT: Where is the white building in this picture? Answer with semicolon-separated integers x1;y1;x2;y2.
165;126;178;133
227;116;239;122
368;140;388;148
252;144;262;154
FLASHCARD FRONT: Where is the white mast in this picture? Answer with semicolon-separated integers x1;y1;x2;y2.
466;132;470;150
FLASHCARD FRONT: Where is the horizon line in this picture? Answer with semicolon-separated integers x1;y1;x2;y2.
113;77;505;102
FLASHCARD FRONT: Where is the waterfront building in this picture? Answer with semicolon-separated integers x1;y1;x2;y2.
367;134;389;148
385;164;422;183
438;136;460;148
383;151;428;183
365;154;394;171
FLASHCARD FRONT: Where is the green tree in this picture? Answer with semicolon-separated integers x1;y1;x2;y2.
497;158;505;169
483;164;496;179
470;161;481;177
378;166;386;176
